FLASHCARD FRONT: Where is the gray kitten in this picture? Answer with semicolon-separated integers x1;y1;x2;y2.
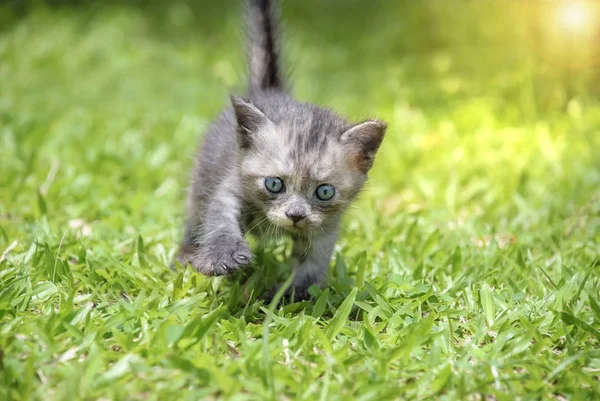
175;0;386;301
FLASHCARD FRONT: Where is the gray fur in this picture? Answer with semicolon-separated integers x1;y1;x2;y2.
175;0;386;300
246;0;284;92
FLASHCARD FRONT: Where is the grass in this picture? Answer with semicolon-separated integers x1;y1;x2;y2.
1;1;599;400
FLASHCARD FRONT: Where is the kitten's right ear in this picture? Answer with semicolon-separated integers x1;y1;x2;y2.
230;95;269;149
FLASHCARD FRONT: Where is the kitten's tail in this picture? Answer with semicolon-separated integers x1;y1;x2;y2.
246;0;285;93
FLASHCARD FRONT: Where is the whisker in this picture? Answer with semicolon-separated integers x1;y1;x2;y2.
265;222;275;243
245;216;268;235
301;229;312;260
319;226;326;236
275;225;281;246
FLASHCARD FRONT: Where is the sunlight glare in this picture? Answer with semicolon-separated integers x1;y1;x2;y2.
559;2;590;31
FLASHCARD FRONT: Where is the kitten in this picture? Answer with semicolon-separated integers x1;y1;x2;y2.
175;0;386;301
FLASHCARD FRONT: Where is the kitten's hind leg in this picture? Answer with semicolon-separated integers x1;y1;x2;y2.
171;236;197;271
171;204;204;270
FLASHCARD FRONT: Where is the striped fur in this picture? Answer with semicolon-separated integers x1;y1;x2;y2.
246;0;285;92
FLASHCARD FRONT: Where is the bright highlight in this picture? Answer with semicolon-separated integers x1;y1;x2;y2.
559;2;591;31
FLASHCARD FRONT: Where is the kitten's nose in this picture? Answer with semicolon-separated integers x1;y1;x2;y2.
285;211;306;224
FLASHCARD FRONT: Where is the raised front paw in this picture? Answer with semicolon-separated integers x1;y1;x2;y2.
192;235;253;276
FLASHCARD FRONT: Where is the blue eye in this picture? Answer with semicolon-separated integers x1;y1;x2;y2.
316;184;336;201
265;177;284;193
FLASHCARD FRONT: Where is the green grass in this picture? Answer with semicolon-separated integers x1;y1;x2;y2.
1;1;600;400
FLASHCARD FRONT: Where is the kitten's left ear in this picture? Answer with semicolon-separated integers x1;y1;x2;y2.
340;120;387;173
230;95;270;149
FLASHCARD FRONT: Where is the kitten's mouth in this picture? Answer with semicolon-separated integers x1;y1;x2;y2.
266;214;313;233
285;228;312;240
278;222;309;234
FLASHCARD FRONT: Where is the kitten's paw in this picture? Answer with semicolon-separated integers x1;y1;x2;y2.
193;235;253;276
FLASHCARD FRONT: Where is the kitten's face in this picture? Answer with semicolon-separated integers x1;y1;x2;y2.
240;138;366;234
232;96;386;235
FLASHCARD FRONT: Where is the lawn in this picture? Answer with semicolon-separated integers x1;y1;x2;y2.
1;1;599;400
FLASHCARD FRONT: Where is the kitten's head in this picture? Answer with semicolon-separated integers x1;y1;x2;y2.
231;95;386;235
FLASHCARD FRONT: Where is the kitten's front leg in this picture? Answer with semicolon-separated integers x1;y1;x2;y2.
283;227;339;301
190;179;253;276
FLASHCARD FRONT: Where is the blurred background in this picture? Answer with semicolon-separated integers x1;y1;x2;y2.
0;0;599;254
2;2;600;398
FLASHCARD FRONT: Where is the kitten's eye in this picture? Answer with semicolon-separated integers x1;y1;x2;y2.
315;184;336;201
264;177;284;194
